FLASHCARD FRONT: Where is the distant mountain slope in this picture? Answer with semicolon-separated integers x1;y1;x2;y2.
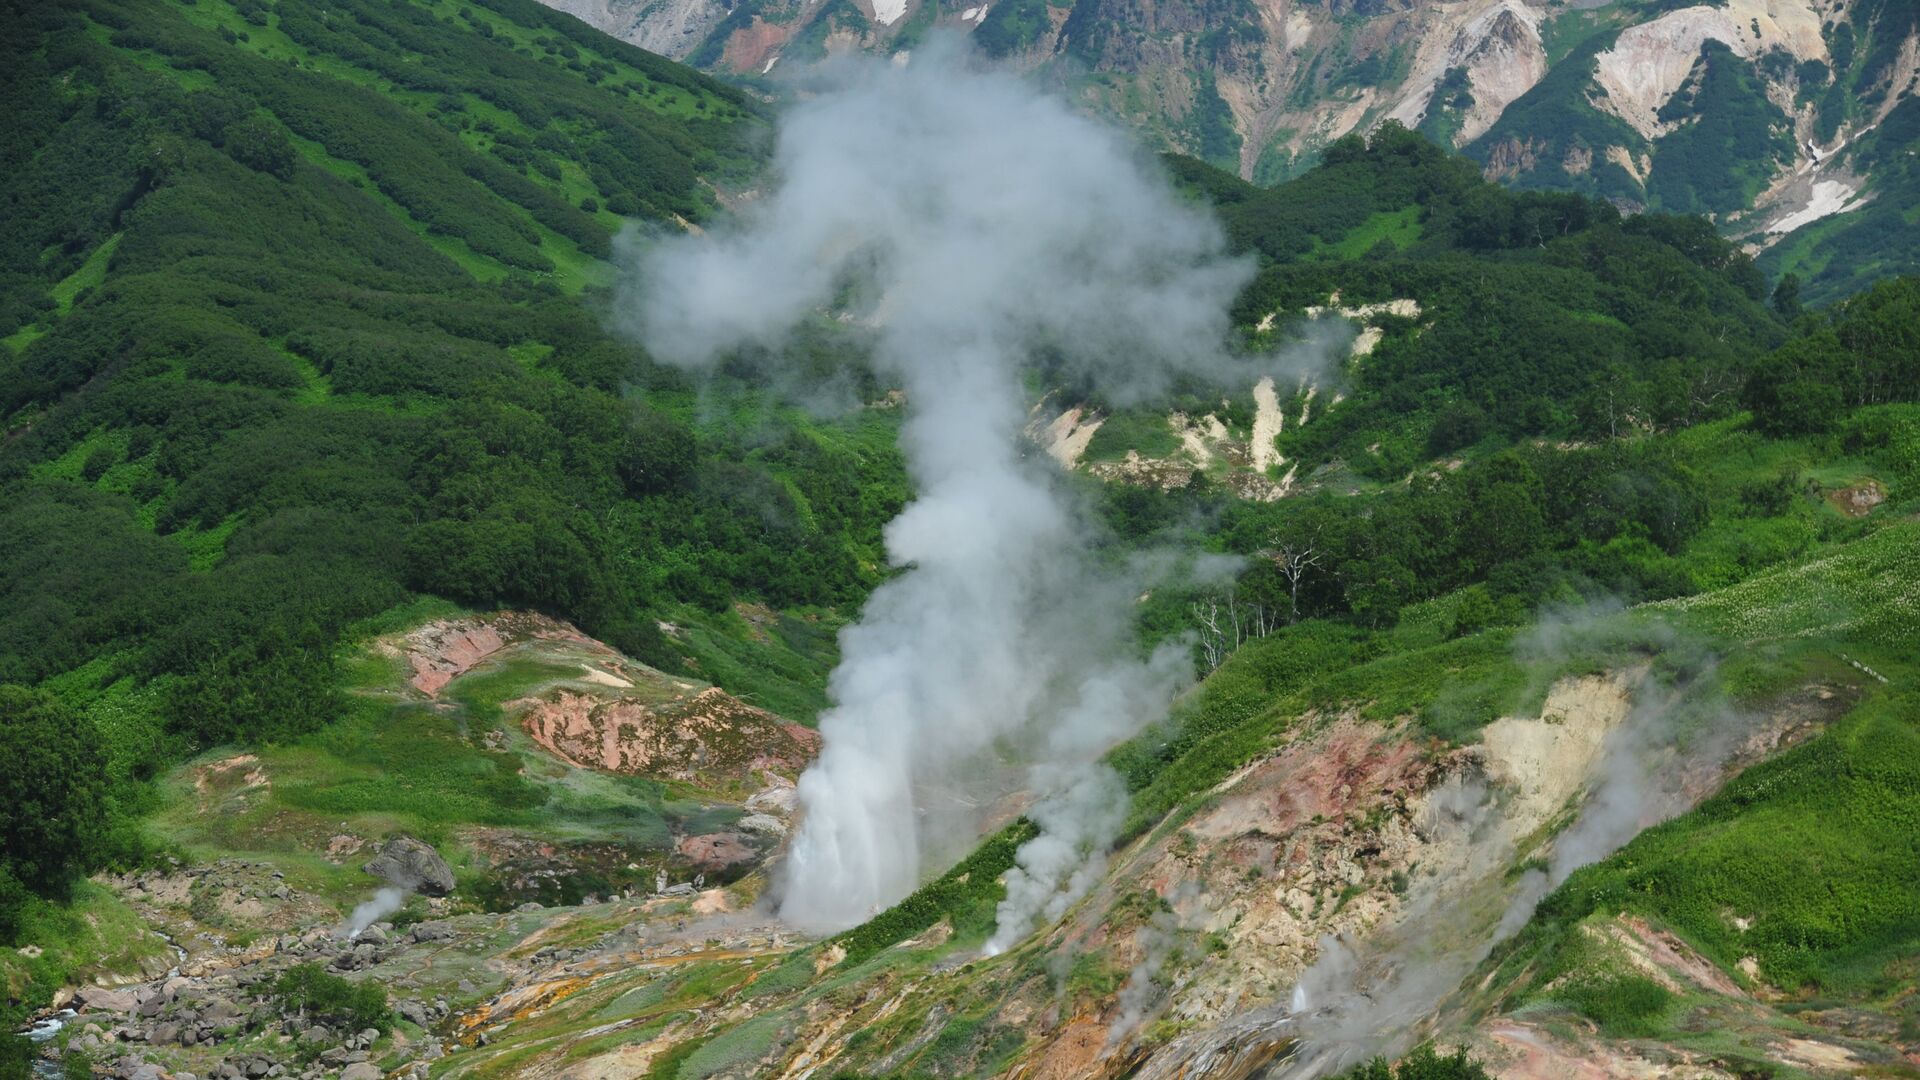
551;0;1920;298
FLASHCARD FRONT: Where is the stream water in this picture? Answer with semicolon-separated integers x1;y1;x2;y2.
23;1009;72;1078
16;927;188;1077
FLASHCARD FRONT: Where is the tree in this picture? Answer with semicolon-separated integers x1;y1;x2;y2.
1346;555;1416;629
1771;271;1803;318
1269;538;1324;625
224;114;296;179
0;687;111;903
271;964;392;1033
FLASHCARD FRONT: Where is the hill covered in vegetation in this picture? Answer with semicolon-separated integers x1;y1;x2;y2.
3;2;1919;1077
0;0;904;977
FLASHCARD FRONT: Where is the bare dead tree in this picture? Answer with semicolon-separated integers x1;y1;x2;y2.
1270;543;1323;625
1192;596;1226;673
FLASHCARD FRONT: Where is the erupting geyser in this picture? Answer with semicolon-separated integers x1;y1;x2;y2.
624;38;1329;936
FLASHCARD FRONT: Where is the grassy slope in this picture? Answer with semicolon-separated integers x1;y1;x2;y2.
0;0;899;1009
457;468;1920;1078
144;623;730;913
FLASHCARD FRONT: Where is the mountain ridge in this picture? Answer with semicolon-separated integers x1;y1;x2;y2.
546;0;1920;301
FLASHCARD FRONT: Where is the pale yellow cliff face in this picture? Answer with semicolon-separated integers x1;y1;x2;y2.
539;0;1914;244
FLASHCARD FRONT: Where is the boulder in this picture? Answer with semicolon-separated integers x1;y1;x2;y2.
676;832;758;875
405;921;453;944
341;1063;383;1080
75;987;139;1013
362;837;454;897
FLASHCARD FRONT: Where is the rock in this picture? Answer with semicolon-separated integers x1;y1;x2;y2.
406;920;453;943
396;1000;430;1027
341;1063;383;1080
357;924;389;945
676;832;758;875
150;1022;180;1045
75;987;139;1013
362;837;455;897
736;812;787;837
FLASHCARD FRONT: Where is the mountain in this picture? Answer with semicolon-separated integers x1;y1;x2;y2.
550;0;1920;300
5;0;1920;1078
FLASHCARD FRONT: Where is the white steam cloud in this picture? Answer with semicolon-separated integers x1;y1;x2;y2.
621;39;1324;935
339;886;407;940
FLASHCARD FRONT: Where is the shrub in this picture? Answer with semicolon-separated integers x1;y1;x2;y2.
1336;1043;1492;1079
271;964;392;1034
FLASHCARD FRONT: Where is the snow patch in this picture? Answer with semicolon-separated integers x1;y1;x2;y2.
761;54;779;75
871;0;907;26
1768;179;1867;234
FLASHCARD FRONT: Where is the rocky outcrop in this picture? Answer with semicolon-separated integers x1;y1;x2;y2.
392;612;599;696
520;686;821;786
676;832;761;875
363;837;456;897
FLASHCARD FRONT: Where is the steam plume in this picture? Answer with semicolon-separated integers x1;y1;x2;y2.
621;39;1315;934
1272;611;1754;1077
340;886;407;939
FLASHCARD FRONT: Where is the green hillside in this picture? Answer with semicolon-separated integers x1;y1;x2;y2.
3;2;1920;1075
0;0;902;978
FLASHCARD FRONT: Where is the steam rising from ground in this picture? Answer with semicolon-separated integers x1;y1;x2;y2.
339;887;407;940
621;40;1326;934
1272;610;1754;1077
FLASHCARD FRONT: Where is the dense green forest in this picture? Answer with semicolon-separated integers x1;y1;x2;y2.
0;0;905;954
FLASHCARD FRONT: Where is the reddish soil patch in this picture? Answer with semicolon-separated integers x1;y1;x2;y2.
522;687;821;786
677;833;759;875
400;613;591;695
719;17;794;73
1188;717;1433;842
